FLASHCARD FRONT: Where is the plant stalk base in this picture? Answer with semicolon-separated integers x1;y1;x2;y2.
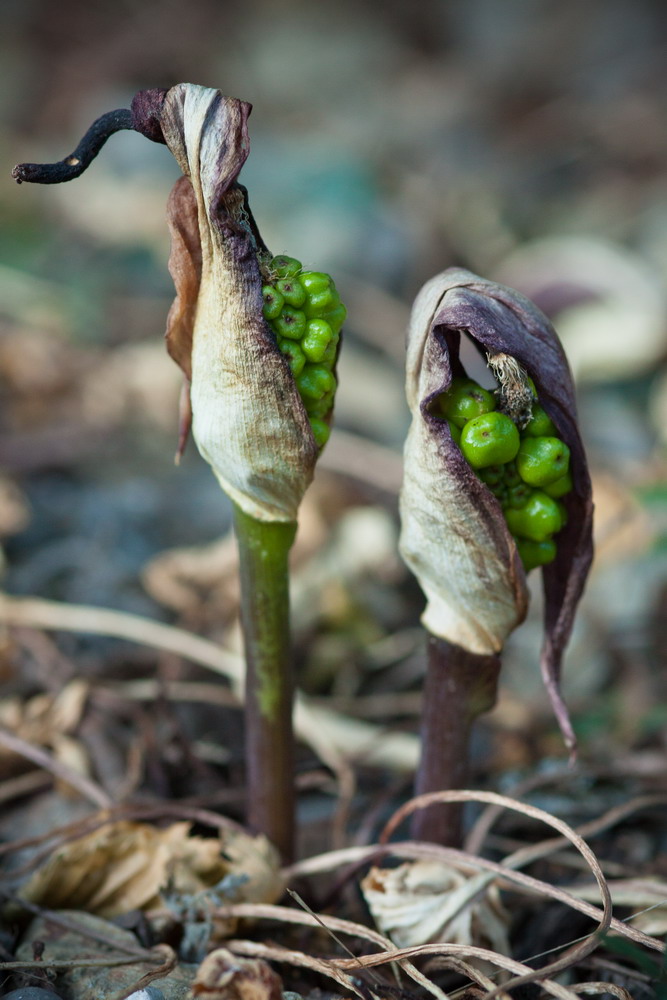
412;634;501;846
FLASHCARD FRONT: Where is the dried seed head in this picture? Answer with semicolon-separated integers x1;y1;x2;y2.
487;351;535;428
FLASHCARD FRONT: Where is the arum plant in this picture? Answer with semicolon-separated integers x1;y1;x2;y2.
13;84;345;861
400;268;593;846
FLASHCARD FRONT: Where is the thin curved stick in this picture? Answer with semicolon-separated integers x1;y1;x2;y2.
499;792;667;876
333;943;583;1000
228;938;581;1000
12;109;135;184
0;725;111;809
440;957;512;1000
0;593;417;782
285;841;664;954
379;789;612;996
569;984;634;1000
226;940;366;999
193;902;448;1000
0;801;246;887
467;790;667;859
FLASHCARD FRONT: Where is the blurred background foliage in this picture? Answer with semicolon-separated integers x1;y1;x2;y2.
1;0;666;771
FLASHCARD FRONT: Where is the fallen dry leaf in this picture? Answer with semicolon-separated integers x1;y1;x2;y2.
361;859;510;956
0;680;90;784
19;821;283;919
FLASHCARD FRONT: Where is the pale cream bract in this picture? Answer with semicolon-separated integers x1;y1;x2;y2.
160;84;317;523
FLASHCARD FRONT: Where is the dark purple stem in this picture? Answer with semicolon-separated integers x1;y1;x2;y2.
412;634;500;846
12;88;168;185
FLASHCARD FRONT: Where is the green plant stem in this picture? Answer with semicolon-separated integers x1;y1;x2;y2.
412;634;501;847
232;504;297;862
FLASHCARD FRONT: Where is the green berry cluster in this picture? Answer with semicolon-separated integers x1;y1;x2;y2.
435;377;573;572
262;254;346;450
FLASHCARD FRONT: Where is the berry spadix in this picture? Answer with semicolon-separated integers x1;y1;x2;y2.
400;267;593;844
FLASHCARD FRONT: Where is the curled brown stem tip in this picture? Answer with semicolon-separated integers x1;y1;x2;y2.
12;88;168;185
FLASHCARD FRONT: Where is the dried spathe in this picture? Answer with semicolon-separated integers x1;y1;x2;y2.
17;821;283;919
400;267;593;750
159;84;319;523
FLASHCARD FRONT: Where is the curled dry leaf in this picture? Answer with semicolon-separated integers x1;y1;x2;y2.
361;860;509;956
0;679;90;782
18;821;283;920
400;268;593;750
156;84;319;522
192;948;283;1000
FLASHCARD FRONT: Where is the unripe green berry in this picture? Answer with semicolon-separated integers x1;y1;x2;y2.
278;339;306;376
320;338;339;365
543;470;573;499
299;271;332;294
304;287;339;318
273;307;307;340
305;390;335;419
309;417;331;448
460;412;520;468
515;537;557;572
262;285;284;320
506;482;533;509
267;258;343;450
504;490;563;541
516;436;570;487
447;420;462;446
478;464;504;487
272;254;302;277
523;404;556;437
503;461;521;488
323;303;347;335
296;365;336;401
276;277;306;308
442;378;496;429
302;319;334;363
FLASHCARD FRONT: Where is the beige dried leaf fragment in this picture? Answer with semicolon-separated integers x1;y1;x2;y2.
158;83;317;522
0;679;90;784
361;860;510;956
192;948;283;1000
19;821;283;920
